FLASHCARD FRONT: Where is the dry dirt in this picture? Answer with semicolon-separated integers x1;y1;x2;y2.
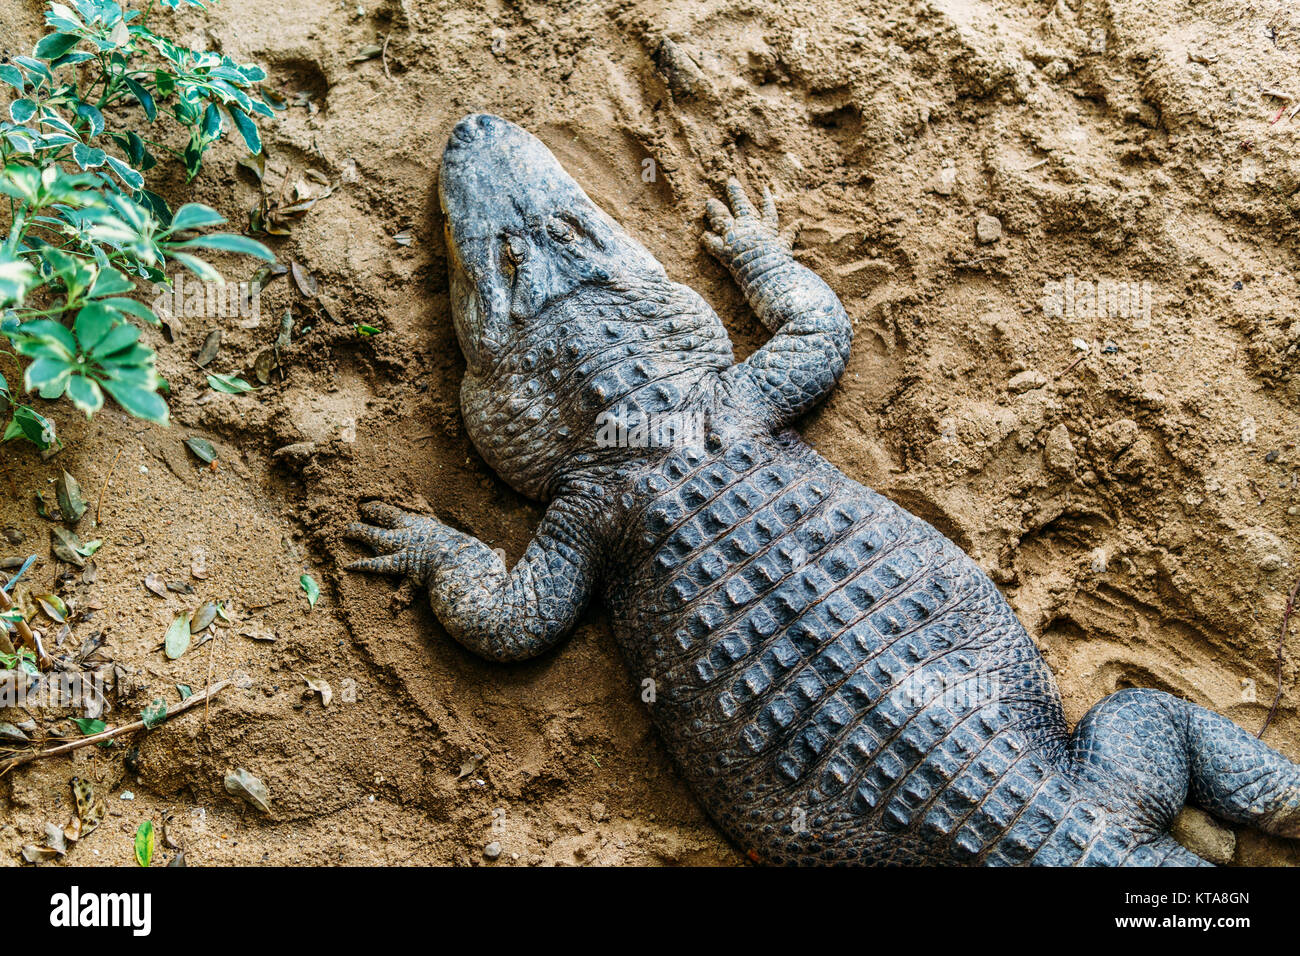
2;0;1299;866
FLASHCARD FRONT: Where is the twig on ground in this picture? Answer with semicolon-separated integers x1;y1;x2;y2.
1258;574;1300;739
1055;353;1087;380
94;445;124;525
0;679;230;776
205;627;217;730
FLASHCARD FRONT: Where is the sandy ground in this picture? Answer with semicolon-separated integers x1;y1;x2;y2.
1;0;1298;866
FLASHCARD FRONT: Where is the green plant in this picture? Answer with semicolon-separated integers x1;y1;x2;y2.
0;0;278;449
0;644;40;676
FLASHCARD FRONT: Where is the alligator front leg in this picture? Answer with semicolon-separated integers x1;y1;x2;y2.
345;497;602;662
703;178;853;429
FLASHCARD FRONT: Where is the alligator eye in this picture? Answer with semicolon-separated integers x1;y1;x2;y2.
546;217;576;243
502;234;528;266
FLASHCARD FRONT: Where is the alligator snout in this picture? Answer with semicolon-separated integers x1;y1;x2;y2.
448;112;507;148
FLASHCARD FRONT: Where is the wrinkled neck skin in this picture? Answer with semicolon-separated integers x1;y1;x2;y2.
459;277;734;500
440;114;734;500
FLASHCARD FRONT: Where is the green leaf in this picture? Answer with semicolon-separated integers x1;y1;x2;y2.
13;57;52;90
72;717;106;735
72;143;106;169
103;155;143;190
44;4;85;32
123;77;156;121
24;355;72;392
141;698;167;729
34;32;81;60
301;573;320;609
9;99;37;124
172;233;274;259
37;112;79;137
14;319;76;358
0;258;37;306
96;297;158;325
184;435;217;463
137;189;172;225
206;372;255;394
101;377;169;424
134;820;155;867
4;404;56;447
177;684;193;700
163;613;190;659
200;101;222;141
35;591;68;622
65;374;104;416
88;266;134;299
74;302;119;352
89;322;140;359
0;65;24;92
167;251;222;283
228;106;261;154
169;203;227;231
74;102;104;137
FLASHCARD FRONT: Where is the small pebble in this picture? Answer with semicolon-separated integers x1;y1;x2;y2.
975;213;1002;244
1008;369;1047;393
1043;424;1077;475
933;165;957;196
483;841;501;860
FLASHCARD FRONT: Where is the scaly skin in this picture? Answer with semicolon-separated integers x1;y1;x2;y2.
347;114;1300;865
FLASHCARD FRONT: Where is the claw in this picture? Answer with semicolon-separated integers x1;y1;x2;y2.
761;185;778;227
359;500;423;528
705;197;733;233
344;521;404;550
701;231;727;260
346;553;410;576
726;177;757;218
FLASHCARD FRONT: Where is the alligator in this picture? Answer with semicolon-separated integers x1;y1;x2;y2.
346;113;1300;865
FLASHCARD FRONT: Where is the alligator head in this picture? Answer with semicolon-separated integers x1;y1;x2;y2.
438;113;669;376
437;113;732;500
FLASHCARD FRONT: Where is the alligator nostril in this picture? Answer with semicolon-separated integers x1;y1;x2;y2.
452;120;478;145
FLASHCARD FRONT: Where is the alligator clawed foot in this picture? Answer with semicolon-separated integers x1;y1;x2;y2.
701;176;789;269
344;501;445;579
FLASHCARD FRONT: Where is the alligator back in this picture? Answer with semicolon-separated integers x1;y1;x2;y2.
603;414;1105;864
